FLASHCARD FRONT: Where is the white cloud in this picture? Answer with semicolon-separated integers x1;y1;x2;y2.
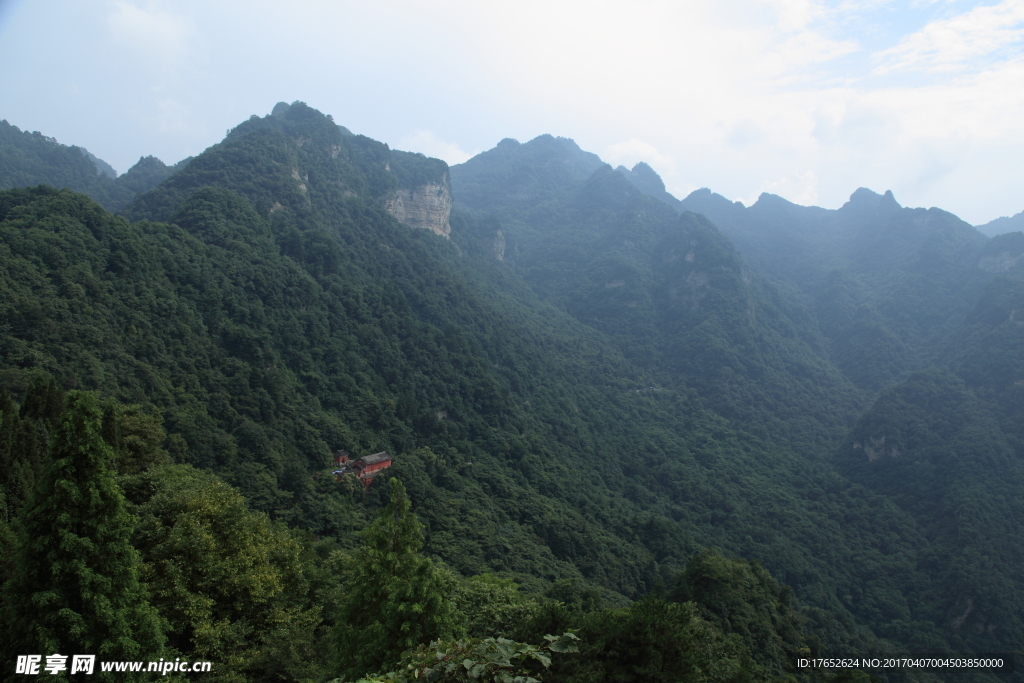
760;30;860;82
730;120;772;149
603;139;676;173
107;1;193;62
862;62;1024;141
603;138;701;198
873;0;1024;74
396;130;478;166
760;0;822;32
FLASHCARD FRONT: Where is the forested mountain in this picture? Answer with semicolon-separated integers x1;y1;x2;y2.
673;179;1024;668
1;103;1021;682
655;185;1001;394
452;142;864;456
0;118;189;213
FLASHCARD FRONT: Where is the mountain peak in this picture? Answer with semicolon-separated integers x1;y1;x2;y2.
840;187;901;216
523;134;585;154
752;192;797;210
612;162;681;211
580;164;642;210
681;187;745;210
628;162;666;194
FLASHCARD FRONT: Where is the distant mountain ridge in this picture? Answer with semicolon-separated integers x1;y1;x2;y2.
451;136;1009;392
0;118;190;212
976;209;1024;237
589;157;1015;397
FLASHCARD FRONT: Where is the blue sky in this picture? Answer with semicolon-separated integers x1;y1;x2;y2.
1;0;1022;224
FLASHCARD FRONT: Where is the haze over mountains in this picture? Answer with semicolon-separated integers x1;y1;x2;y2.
2;102;1023;682
976;211;1024;238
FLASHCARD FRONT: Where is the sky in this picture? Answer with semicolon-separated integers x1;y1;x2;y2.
0;0;1022;225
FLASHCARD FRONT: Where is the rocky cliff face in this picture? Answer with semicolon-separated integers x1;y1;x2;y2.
494;228;505;261
385;180;452;238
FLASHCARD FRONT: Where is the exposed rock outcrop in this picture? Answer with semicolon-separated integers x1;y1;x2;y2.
977;232;1024;272
853;435;901;461
385;180;452;238
978;251;1022;272
494;228;505;261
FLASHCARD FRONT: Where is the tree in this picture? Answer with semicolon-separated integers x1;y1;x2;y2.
100;403;170;476
0;386;18;520
670;548;813;680
549;598;752;683
126;464;322;683
453;574;541;640
1;391;164;678
333;479;459;680
1;377;64;519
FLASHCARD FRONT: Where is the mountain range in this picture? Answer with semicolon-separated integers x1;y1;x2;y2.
1;102;1022;682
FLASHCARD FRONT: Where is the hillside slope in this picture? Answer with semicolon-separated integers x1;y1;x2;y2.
452;138;864;457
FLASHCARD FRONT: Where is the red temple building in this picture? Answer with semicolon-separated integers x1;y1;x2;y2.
332;451;392;489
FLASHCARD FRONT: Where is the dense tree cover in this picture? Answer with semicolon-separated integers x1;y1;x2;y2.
452;140;865;459
650;177;1024;671
3;104;1022;681
124;464;324;683
0;387;332;682
670;549;812;677
1;181;655;588
945;273;1024;451
0;119;188;212
0;387;831;683
333;479;459;679
836;370;1024;656
122;101;446;227
616;167;1024;668
812;323;1017;668
545;598;756;683
673;186;996;392
450;133;1024;678
389;150;450;191
1;391;165;681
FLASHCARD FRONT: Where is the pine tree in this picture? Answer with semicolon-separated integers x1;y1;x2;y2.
18;375;65;429
0;386;18;520
1;391;163;680
2;377;65;517
333;478;459;680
